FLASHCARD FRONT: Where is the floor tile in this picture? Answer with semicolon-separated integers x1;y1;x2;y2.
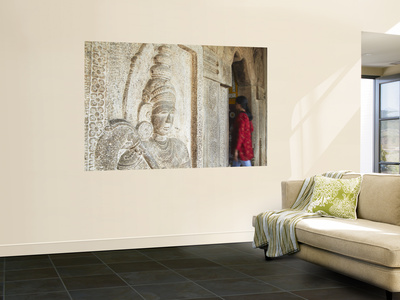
206;254;264;266
5;268;58;282
2;242;399;300
230;262;305;277
69;286;143;300
183;244;238;256
223;242;261;255
293;286;386;300
120;269;188;285
94;249;150;263
50;254;101;267
5;292;71;300
139;247;200;260
108;261;167;273
62;274;127;291
223;292;304;300
196;277;281;297
278;258;332;274
329;273;389;297
359;284;396;299
134;281;215;300
257;273;346;291
176;266;246;281
5;278;65;296
49;252;93;260
56;263;114;278
5;257;53;271
159;258;220;270
185;298;220;300
6;255;49;263
315;270;358;283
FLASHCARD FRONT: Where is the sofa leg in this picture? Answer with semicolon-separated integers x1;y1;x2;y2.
263;248;273;261
386;290;392;300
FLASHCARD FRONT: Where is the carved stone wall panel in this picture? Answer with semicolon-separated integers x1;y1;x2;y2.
84;42;91;170
203;47;231;87
253;47;266;99
171;45;193;153
85;42;109;171
106;42;144;121
257;86;266;101
203;47;219;82
178;44;203;168
85;42;196;170
202;80;229;168
257;98;268;166
219;86;229;167
203;79;219;168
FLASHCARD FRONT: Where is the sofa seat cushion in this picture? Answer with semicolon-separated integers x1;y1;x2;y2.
296;217;400;268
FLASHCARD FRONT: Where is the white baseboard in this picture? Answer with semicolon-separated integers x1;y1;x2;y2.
0;230;254;257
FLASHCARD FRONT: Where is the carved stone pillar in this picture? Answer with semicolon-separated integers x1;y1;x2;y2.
202;47;231;168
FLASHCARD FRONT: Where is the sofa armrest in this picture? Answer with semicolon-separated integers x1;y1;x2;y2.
281;180;304;209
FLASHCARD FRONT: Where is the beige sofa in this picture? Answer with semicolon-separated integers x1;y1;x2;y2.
261;173;400;300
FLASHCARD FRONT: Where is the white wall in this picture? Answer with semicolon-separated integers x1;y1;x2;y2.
360;78;375;173
1;0;399;257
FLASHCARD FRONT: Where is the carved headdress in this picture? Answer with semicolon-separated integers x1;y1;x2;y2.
137;45;176;140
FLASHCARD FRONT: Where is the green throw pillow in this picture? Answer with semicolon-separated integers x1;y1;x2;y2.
307;176;362;219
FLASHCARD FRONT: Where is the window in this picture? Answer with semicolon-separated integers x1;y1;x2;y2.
374;75;400;174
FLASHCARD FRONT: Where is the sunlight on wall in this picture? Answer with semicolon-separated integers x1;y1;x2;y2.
360;78;374;173
386;22;400;35
290;63;360;177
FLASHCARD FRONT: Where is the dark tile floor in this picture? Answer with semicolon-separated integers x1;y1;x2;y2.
1;242;399;300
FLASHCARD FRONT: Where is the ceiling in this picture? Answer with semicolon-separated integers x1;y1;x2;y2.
362;32;400;68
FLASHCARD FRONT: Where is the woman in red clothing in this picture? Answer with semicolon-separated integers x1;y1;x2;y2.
232;96;254;167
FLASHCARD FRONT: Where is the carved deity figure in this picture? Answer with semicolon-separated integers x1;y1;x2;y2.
95;44;191;170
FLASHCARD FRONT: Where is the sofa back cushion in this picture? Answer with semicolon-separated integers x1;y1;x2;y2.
357;174;400;226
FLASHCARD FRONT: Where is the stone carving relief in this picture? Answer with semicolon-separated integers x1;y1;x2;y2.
253;48;266;101
85;43;192;170
203;79;229;168
85;43;109;171
85;42;268;170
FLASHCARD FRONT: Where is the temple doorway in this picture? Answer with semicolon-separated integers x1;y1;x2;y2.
229;54;255;166
228;67;238;166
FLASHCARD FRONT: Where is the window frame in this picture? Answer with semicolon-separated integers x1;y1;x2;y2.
374;74;400;174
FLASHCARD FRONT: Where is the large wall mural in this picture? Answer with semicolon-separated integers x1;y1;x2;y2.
84;42;267;171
